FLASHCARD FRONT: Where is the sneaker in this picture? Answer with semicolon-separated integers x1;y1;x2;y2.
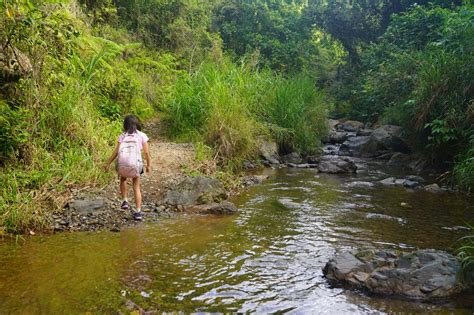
121;201;130;210
132;211;143;221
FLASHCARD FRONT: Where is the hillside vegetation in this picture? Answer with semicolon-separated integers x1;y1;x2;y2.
0;0;473;234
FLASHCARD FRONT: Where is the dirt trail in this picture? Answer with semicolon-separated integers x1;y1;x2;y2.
54;119;198;232
105;118;196;207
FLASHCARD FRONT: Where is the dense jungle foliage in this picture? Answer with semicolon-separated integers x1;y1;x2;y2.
0;0;473;237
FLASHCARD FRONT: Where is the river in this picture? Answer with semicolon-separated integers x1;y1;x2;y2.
1;162;473;313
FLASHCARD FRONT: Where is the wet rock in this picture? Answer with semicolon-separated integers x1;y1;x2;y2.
338;136;380;157
387;152;412;167
259;140;280;165
357;129;373;136
424;183;441;193
277;198;302;209
379;176;423;188
188;201;238;215
242;160;257;169
371;125;410;153
346;181;375;188
337;120;365;132
306;155;320;164
164;176;227;206
242;175;269;186
68;198;106;214
282;152;303;164
317;156;357;174
323;249;465;301
366;213;406;224
324;131;348;144
405;175;425;183
322;144;339;155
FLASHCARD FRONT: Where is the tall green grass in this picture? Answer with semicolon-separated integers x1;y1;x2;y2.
164;58;330;168
458;226;474;284
0;1;176;233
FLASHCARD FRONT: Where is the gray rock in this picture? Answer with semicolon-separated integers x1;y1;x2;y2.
403;179;421;188
387;152;412;167
68;198;106;214
347;181;375;188
337;120;365;132
322;144;339;155
188;201;238;215
371;125;410;153
357;129;373;136
317;156;357;174
405;175;425;183
325;131;348;144
277;198;302;209
379;177;397;186
259;140;280;164
282;152;303;164
424;183;441;193
328;119;340;130
164;176;227;206
338;136;380;157
323;249;465;301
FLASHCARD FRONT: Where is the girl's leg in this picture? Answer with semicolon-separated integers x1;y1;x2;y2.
132;177;142;211
120;177;128;200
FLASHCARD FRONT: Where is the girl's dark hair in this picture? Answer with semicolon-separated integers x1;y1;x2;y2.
123;115;142;134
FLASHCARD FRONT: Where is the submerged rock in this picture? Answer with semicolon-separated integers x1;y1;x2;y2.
317;156;357;174
277;198;302;209
424;183;441;193
187;201;238;215
164;176;227;206
323;249;466;301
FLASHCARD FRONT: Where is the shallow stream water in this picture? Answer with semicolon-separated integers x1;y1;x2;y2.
1;163;474;313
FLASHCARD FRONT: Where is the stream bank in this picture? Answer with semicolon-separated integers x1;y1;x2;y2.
51;119;464;234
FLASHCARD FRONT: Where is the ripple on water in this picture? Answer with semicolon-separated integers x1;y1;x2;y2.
0;168;473;313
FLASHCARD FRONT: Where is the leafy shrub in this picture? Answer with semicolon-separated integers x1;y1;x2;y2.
340;4;474;180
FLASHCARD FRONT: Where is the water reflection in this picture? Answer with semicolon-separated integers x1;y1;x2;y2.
0;167;473;313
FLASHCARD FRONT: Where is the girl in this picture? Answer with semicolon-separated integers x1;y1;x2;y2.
104;115;151;220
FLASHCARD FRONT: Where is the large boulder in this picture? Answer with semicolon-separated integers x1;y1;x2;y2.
387;152;412;168
323;249;466;301
338;136;380;157
164;176;227;206
259;140;280;164
371;125;410;153
317;155;357;174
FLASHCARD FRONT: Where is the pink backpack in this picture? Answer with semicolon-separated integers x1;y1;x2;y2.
117;133;142;178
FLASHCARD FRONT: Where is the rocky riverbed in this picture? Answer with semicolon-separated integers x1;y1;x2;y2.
52;119;455;233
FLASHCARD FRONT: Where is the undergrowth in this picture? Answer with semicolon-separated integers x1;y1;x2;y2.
0;0;175;233
164;57;330;170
